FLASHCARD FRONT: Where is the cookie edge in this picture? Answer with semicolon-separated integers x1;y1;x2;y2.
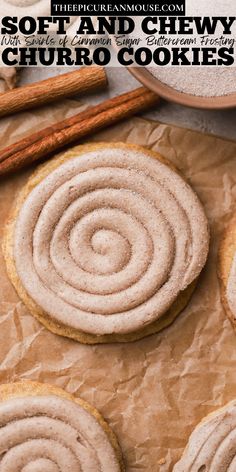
173;399;236;470
218;214;236;330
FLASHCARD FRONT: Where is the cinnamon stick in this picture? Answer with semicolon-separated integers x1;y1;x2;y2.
0;67;107;118
0;87;160;176
0;88;144;163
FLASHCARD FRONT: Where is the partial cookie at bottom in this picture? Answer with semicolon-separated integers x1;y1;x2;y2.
173;401;236;471
0;381;124;471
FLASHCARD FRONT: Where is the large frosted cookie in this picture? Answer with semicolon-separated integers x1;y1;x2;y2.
3;143;209;344
218;215;236;330
173;401;236;471
0;381;124;471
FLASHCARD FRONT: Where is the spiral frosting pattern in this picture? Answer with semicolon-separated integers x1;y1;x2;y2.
0;393;121;471
13;144;209;336
173;401;236;472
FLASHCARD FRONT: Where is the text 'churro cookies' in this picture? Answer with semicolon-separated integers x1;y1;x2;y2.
219;215;236;331
3;143;209;343
173;401;236;471
0;381;124;471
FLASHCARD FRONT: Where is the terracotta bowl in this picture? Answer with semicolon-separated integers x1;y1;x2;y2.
129;67;236;110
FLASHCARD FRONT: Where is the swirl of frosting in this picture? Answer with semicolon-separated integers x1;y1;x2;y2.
13;144;209;336
0;394;121;471
173;401;236;471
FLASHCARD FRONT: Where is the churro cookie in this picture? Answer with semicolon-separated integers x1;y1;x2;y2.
3;143;209;343
173;401;236;471
219;215;236;330
0;381;124;471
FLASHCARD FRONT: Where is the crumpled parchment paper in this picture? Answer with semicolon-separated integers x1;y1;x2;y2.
0;95;236;471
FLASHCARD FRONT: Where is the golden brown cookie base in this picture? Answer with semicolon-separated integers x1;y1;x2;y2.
0;380;124;471
218;214;236;330
3;142;199;344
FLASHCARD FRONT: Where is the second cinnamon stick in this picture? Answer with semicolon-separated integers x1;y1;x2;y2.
0;88;160;176
0;88;144;163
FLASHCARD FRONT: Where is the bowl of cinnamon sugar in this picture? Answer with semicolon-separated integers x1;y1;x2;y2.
129;65;236;110
126;9;236;110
